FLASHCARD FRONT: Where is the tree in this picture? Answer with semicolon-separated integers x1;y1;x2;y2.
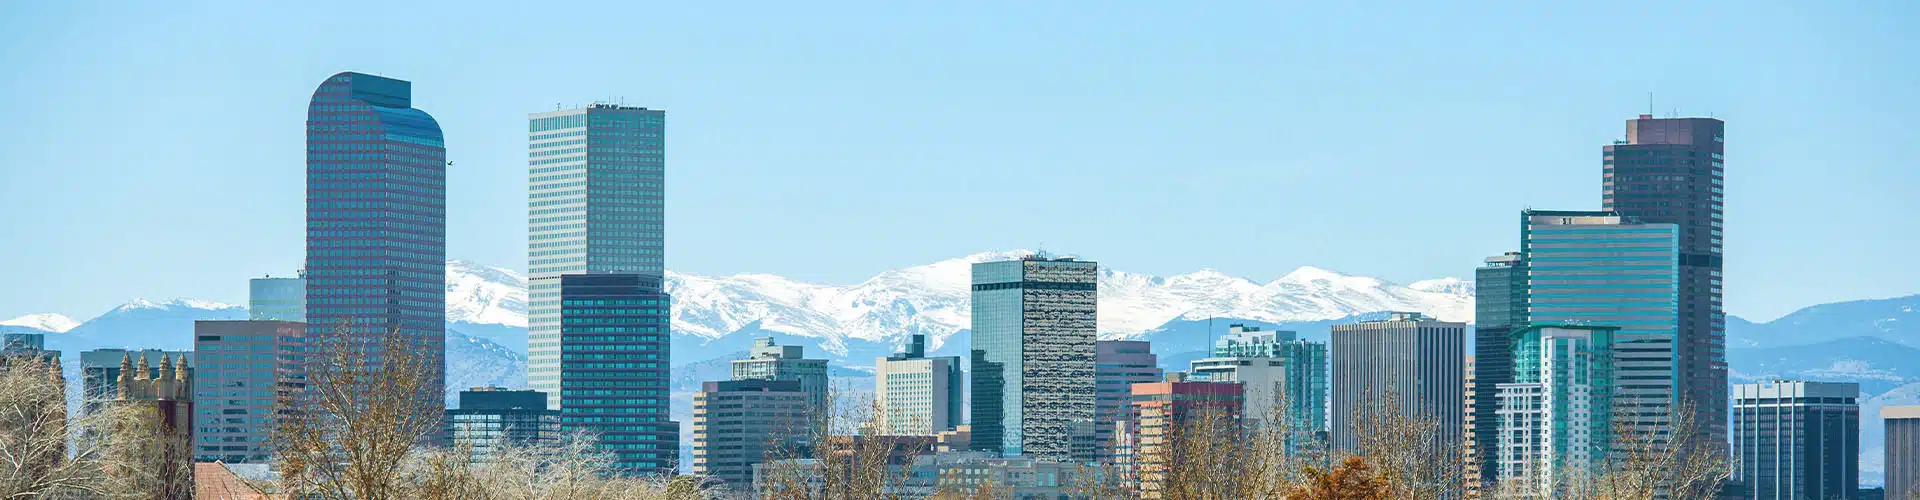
274;324;446;500
0;354;191;499
1286;456;1389;500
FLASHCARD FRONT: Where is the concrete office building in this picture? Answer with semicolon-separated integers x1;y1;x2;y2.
1094;339;1161;461
1470;251;1525;488
970;256;1099;461
248;276;305;322
81;349;194;414
1189;324;1327;441
896;451;1083;499
1328;312;1464;453
693;379;812;491
192;320;306;463
733;337;829;411
526;104;666;410
447;387;561;464
1887;405;1920;500
1494;325;1616;495
1603;115;1728;443
1733;381;1860;500
876;334;962;436
1522;210;1681;438
304;71;446;401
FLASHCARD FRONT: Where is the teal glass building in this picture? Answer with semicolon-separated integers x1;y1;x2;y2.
304;72;445;399
970;257;1098;461
1493;324;1616;494
1520;210;1678;436
526;104;673;474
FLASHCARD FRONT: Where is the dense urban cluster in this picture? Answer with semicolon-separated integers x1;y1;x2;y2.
3;70;1918;500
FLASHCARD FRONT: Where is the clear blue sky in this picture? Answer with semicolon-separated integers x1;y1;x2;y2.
1;1;1914;323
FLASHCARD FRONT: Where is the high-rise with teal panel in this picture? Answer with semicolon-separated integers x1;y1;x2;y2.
527;104;672;473
1520;210;1677;438
1494;324;1615;495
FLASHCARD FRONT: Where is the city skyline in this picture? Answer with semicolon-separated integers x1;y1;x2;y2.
3;2;1918;323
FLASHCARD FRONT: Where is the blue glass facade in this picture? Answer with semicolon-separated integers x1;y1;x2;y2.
525;104;673;474
529;105;666;410
969;258;1097;461
551;274;677;473
304;72;445;399
1521;210;1678;434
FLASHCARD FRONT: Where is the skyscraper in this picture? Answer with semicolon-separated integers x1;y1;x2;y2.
1328;312;1464;453
732;337;829;410
1521;210;1680;437
549;274;677;473
1189;325;1327;444
525;104;676;474
1732;381;1859;500
192;320;306;463
875;334;962;436
1094;340;1161;462
1494;325;1616;494
1470;251;1524;487
1602;115;1727;442
248;276;306;322
1886;405;1920;500
970;256;1098;461
304;72;446;400
527;104;666;410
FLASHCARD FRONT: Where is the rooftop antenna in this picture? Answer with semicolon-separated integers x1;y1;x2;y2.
1207;315;1215;355
1647;92;1654;116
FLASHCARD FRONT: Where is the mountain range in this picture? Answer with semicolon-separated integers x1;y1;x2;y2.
6;252;1917;482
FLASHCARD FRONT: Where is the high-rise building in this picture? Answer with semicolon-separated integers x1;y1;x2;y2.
527;104;666;411
447;387;561;464
304;72;446;401
733;337;829;411
1;332;56;367
1494;325;1616;495
1732;381;1859;500
875;334;962;436
1603;115;1727;442
248;276;306;322
541;274;677;473
1522;210;1680;438
192;320;306;463
1470;251;1524;488
1094;340;1161;462
524;103;675;474
81;349;193;413
693;379;812;491
970;256;1098;461
1131;377;1245;499
1464;356;1480;497
1886;405;1920;500
1328;312;1464;453
1189;324;1327;442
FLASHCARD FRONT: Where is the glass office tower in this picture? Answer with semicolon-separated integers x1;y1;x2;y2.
525;105;674;473
1470;251;1525;487
1602;115;1728;442
970;257;1098;461
528;104;666;410
1494;324;1616;495
248;276;306;322
1732;381;1860;500
1521;210;1679;437
304;72;446;400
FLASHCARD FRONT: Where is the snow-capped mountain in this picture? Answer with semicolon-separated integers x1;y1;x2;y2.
0;313;80;333
444;251;1475;357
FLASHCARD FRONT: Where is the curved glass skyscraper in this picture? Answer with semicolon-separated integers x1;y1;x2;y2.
304;72;446;399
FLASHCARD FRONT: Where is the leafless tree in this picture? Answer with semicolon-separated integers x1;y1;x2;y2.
1347;390;1467;499
273;324;448;500
1589;400;1730;499
0;354;193;499
759;384;920;500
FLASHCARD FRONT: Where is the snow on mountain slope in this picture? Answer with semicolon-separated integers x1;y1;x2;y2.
446;260;528;327
444;250;1474;355
1;313;81;333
